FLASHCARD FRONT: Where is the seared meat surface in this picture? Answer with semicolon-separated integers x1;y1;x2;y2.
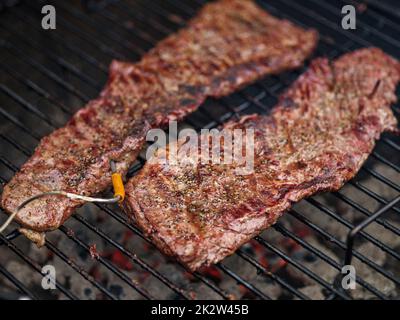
1;0;317;233
124;48;399;271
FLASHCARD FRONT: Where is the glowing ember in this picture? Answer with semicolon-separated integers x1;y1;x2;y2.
89;244;100;260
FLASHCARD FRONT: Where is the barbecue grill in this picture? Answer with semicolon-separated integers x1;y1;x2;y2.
0;0;399;300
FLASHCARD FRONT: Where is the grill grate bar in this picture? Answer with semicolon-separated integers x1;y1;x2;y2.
340;0;400;29
0;103;43;141
254;236;350;300
72;213;191;300
361;167;400;193
166;0;197;16
344;195;400;267
81;0;120;13
116;1;179;34
289;198;399;276
346;1;400;29
355;0;400;20
347;179;400;231
217;263;272;300
351;182;400;222
92;203;271;300
0;61;87;127
10;6;108;74
0;263;38;300
0;226;77;300
329;0;400;47
0;84;57;127
92;203;233;299
57;226;154;300
235;249;310;300
1;41;90;102
0;229;21;244
307;197;400;262
0;63;73;116
273;223;393;297
100;4;172;46
371;152;400;173
0;84;58;128
0;21;101;89
0;134;31;158
382;138;400;152
9;8;109;73
54;1;149;55
275;0;371;47
189;272;232;300
287;208;393;297
45;239;120;300
335;190;400;238
24;2;126;60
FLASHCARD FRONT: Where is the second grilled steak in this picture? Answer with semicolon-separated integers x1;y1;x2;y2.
1;0;317;238
124;48;400;271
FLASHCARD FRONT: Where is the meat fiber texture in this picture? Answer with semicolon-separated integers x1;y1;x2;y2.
1;0;317;239
124;48;400;271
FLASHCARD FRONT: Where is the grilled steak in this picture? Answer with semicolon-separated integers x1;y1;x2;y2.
124;48;400;271
1;0;317;236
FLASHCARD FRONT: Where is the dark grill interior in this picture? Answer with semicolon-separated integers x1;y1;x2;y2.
0;0;399;300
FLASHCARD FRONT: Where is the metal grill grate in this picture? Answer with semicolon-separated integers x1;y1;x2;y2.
0;0;399;300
